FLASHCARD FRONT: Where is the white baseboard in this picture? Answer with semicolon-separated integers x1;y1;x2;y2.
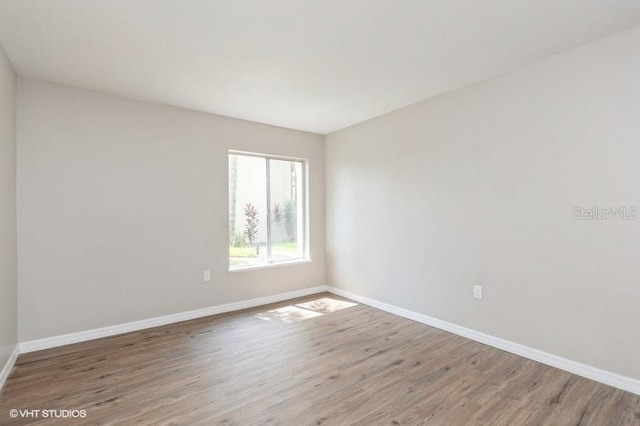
326;286;640;396
19;285;329;354
0;344;20;390
16;284;640;396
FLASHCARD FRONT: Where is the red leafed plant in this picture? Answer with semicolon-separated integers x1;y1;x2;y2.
243;203;260;252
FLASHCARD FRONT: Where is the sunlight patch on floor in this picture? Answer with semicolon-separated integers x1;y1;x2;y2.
255;297;358;323
296;297;358;313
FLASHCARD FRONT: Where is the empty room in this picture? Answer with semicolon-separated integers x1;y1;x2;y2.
1;1;640;424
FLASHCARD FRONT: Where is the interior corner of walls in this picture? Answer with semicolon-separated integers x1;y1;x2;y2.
0;345;19;390
0;37;19;391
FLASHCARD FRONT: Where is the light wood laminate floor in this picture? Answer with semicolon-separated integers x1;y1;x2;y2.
1;293;639;425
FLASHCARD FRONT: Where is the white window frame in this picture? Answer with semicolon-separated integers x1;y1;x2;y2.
228;150;310;272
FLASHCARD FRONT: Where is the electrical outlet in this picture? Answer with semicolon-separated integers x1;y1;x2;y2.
203;270;211;282
473;285;483;299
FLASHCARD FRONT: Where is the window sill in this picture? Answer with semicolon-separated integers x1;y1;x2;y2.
228;258;312;273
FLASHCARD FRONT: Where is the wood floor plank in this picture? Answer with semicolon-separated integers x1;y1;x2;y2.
1;293;638;425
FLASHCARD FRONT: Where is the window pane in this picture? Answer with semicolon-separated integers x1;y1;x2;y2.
229;154;268;269
269;159;304;261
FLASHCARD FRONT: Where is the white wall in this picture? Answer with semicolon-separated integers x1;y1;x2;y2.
326;27;640;380
17;79;325;342
0;43;17;369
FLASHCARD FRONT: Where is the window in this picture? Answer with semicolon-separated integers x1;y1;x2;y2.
228;151;308;270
